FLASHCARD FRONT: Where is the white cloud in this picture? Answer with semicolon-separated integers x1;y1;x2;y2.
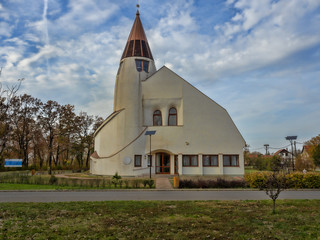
1;0;320;149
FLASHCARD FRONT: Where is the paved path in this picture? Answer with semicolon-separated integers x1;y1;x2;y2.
155;177;173;190
0;190;319;202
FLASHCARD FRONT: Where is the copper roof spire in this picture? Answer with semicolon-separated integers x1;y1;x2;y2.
121;9;153;60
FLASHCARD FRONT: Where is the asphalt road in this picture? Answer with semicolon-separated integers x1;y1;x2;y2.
0;190;319;202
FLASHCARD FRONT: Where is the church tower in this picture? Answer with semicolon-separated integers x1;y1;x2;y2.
113;9;156;140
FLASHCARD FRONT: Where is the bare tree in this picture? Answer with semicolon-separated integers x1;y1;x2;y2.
0;68;23;165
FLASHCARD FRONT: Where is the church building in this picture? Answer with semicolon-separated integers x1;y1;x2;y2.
90;10;246;176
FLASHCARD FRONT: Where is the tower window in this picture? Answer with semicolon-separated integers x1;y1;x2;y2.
135;60;149;73
134;40;141;56
153;110;162;126
168;107;177;126
126;40;134;58
136;60;142;72
143;61;149;72
141;40;149;58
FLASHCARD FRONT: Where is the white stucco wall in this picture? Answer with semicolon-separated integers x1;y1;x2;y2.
91;65;246;176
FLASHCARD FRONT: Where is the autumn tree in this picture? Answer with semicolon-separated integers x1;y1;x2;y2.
55;104;77;166
312;144;320;167
305;134;320;167
38;100;60;174
10;94;40;166
0;68;23;165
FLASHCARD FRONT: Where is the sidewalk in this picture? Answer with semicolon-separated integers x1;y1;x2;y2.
155;177;173;190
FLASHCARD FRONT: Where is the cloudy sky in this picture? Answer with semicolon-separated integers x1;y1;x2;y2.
1;0;320;153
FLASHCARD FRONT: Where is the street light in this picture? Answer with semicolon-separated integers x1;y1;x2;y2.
285;136;297;172
145;130;156;179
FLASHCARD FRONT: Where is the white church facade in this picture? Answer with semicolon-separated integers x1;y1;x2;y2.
90;10;246;176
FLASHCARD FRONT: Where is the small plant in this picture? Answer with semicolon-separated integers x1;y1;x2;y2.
101;179;106;188
132;179;141;188
112;179;119;188
264;171;287;214
143;179;148;188
112;172;122;180
49;175;58;185
124;180;130;188
147;179;154;188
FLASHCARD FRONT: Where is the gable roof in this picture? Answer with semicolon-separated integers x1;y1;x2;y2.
143;65;246;144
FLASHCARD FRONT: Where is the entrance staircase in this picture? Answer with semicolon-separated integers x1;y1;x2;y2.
155;175;173;190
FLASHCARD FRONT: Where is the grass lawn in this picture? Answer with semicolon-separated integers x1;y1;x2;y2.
0;200;319;239
0;183;95;190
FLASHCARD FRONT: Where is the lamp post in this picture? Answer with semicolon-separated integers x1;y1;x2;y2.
285;136;297;172
145;130;156;179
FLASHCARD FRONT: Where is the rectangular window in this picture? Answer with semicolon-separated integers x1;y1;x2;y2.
223;155;239;167
143;60;149;72
134;40;141;56
134;155;142;167
147;155;152;167
126;40;134;57
182;155;198;167
135;60;142;72
203;155;218;167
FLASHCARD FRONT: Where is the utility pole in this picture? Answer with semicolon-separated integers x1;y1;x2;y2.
285;136;297;172
264;144;269;155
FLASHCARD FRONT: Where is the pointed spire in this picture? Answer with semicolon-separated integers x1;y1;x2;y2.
121;10;153;60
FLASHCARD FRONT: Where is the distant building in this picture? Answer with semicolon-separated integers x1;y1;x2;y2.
90;10;246;176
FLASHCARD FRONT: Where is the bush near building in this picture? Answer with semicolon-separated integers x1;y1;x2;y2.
245;172;320;189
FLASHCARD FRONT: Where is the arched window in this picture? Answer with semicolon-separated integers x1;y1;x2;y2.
168;107;177;126
153;110;162;126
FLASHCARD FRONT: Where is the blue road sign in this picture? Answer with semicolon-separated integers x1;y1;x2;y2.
4;159;23;167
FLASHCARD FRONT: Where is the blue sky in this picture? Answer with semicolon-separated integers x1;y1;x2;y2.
1;0;320;153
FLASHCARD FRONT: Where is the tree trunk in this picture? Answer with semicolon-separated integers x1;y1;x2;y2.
272;199;276;214
55;145;60;166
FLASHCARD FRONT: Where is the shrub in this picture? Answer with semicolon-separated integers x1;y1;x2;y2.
143;180;148;188
132;179;141;188
245;172;320;189
244;172;271;189
112;179;119;188
49;175;58;185
179;178;246;189
124;180;130;188
147;179;154;188
112;172;121;180
303;173;320;188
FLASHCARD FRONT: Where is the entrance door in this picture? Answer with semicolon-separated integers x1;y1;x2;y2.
156;153;170;174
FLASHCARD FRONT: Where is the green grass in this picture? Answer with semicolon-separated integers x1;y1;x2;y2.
0;183;152;190
0;183;96;190
0;200;319;239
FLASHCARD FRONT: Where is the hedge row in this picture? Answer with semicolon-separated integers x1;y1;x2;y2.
245;172;320;189
0;173;154;189
179;178;247;188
